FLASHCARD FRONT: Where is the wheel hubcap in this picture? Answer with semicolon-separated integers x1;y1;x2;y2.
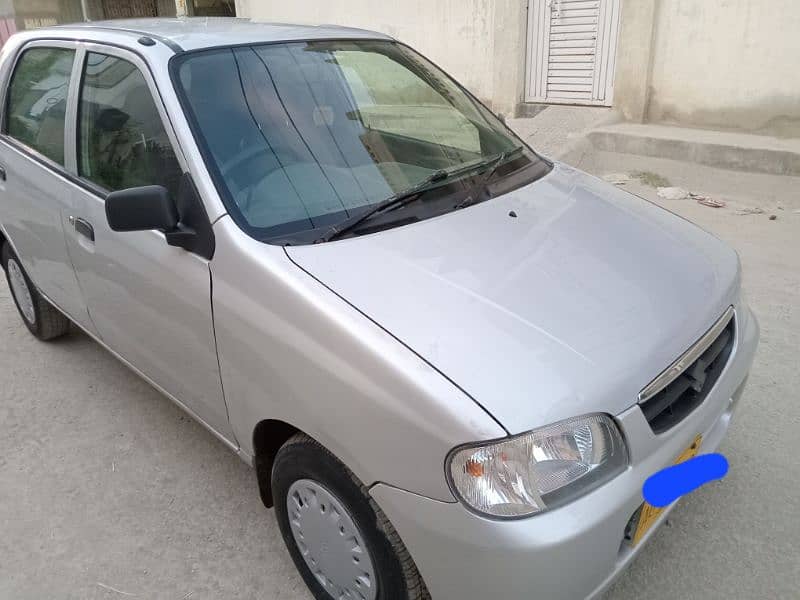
7;258;35;325
287;479;377;600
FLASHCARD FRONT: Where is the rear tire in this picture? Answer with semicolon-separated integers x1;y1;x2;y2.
1;242;71;341
272;433;429;600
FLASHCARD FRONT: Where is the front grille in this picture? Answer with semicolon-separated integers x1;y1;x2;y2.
639;310;735;434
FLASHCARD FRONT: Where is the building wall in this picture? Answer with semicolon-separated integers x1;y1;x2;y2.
157;0;178;17
85;0;177;19
611;0;657;123
2;0;80;26
235;0;528;118
0;0;177;24
3;0;797;134
644;0;800;135
0;1;181;47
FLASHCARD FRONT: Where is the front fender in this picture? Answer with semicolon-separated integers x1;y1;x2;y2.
210;216;506;502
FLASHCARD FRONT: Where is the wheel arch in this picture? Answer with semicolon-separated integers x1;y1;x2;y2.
252;418;301;508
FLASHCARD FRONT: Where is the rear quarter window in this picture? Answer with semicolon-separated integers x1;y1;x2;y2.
5;47;75;165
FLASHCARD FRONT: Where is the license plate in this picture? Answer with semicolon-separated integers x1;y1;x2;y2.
632;434;702;546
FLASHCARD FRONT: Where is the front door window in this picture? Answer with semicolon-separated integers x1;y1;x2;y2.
77;52;182;196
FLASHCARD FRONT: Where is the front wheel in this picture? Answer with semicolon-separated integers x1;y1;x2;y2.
1;242;71;341
272;434;428;600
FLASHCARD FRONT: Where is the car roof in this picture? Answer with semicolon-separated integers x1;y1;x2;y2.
49;17;392;52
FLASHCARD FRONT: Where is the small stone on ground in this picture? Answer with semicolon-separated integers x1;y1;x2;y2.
602;173;632;185
657;186;690;200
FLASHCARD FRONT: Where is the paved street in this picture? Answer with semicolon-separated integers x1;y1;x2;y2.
1;151;798;599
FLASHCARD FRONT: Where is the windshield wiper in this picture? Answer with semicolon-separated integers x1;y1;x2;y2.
315;170;447;243
316;160;491;243
455;145;525;210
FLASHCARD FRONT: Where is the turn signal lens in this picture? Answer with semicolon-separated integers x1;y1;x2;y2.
465;459;485;478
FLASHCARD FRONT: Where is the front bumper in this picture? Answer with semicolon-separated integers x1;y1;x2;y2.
370;305;759;600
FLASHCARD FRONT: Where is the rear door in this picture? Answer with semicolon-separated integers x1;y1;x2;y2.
63;43;235;443
0;40;95;332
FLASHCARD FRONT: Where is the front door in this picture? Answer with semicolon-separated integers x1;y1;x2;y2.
63;44;235;443
525;0;621;105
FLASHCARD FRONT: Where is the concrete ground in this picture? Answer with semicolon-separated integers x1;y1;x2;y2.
2;141;799;599
507;104;616;159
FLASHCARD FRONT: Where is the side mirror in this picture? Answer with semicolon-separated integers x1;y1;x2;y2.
104;174;215;260
106;185;178;232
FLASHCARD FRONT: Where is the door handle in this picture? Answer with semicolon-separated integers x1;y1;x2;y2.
74;217;95;242
0;165;6;181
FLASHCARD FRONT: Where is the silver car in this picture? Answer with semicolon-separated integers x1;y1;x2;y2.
0;18;758;600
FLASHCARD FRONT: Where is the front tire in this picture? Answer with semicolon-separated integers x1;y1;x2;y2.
272;434;428;600
1;242;71;341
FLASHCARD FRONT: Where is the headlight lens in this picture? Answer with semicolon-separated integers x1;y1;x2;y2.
447;414;628;518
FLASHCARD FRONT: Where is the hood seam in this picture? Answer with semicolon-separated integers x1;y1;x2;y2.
282;246;511;437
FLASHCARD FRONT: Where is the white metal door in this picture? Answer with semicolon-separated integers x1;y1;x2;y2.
526;0;621;105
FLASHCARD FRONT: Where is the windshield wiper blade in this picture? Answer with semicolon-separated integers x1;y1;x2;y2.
456;146;525;210
315;150;525;243
316;170;448;243
315;166;467;243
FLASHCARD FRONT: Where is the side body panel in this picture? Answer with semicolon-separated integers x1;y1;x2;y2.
210;216;506;501
0;32;233;444
64;193;234;440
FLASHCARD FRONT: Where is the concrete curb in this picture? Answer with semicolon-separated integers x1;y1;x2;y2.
588;123;800;176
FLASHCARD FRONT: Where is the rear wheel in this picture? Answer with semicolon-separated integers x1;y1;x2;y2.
272;434;428;600
1;242;71;341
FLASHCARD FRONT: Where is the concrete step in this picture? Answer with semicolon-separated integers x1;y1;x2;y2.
588;123;800;176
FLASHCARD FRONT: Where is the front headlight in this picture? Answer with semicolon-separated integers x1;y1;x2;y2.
447;414;628;519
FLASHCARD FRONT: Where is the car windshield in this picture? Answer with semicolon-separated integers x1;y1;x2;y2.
173;40;544;243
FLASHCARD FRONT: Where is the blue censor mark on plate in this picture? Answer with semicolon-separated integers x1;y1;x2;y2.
643;453;729;508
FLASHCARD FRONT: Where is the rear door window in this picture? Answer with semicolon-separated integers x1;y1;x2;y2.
77;52;182;197
5;47;75;165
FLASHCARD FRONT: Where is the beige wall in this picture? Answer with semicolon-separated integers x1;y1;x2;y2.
612;0;657;123
645;0;800;135
614;0;800;134
235;0;528;118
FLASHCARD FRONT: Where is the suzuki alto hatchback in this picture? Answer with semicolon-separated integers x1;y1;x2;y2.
0;18;758;600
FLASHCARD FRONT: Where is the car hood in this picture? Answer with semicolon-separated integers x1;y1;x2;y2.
286;163;740;434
